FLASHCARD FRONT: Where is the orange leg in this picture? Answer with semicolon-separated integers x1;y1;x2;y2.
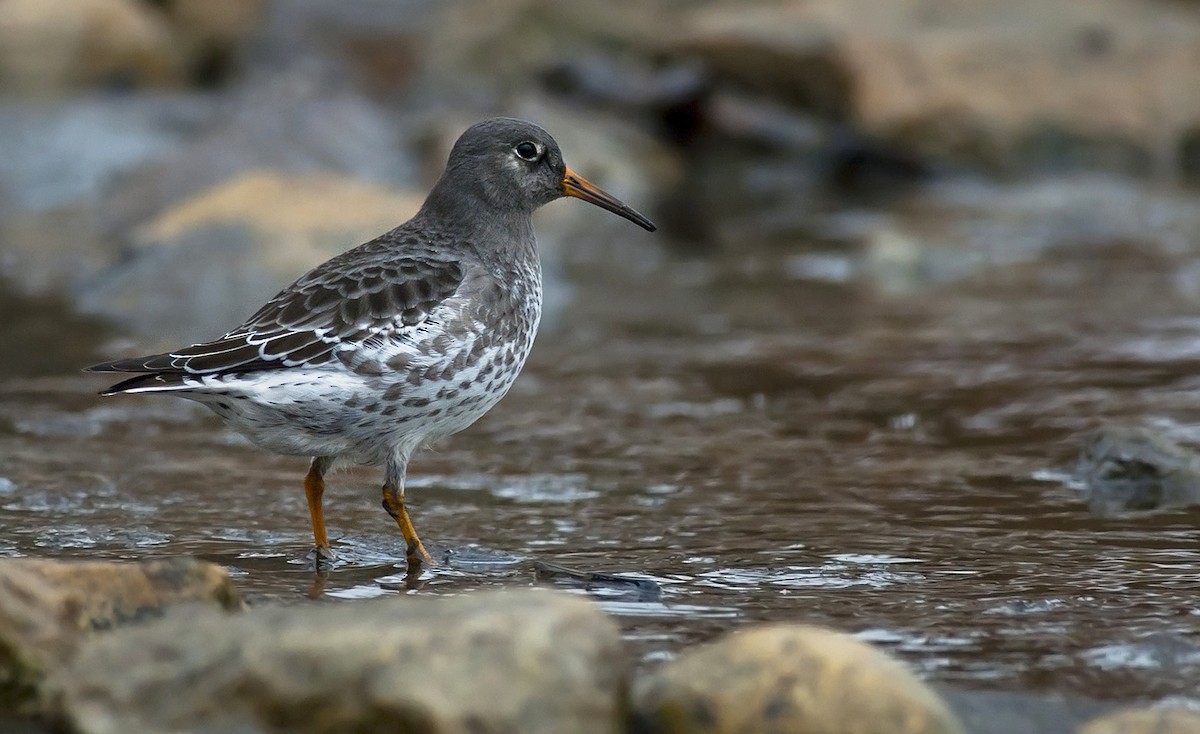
304;458;334;563
381;482;433;567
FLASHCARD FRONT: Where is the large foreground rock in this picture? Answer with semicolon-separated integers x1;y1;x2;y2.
0;557;241;713
49;589;626;734
632;624;963;734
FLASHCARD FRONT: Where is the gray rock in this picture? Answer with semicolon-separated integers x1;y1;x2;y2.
631;623;964;734
49;589;627;734
0;557;241;714
1074;424;1200;517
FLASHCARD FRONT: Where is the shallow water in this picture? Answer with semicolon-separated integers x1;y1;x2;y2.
2;189;1200;704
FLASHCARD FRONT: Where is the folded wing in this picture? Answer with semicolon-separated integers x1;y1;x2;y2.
88;252;464;393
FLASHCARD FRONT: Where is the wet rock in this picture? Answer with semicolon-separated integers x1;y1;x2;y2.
671;0;1200;173
1074;424;1200;517
631;624;964;734
1078;707;1200;734
77;169;422;342
0;0;179;95
0;557;241;714
49;589;626;734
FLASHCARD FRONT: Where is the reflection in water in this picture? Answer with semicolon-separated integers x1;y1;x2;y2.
2;240;1200;702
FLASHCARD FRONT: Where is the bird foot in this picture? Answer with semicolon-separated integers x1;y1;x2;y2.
304;545;338;570
405;541;435;569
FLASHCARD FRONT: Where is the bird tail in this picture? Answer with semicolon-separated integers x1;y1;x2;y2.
86;354;177;373
85;357;194;396
93;372;194;396
84;347;189;396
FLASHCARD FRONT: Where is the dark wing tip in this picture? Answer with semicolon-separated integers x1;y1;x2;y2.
85;355;169;373
86;355;182;396
97;372;186;395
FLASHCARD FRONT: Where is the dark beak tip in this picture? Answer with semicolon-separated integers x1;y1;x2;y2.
612;205;657;233
612;207;658;233
561;168;657;233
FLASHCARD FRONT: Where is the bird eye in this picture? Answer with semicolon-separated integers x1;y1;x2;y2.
514;141;540;161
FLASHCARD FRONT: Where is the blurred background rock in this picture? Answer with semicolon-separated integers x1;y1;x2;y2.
1;0;1199;348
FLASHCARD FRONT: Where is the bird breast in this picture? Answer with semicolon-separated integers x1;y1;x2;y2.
348;260;543;448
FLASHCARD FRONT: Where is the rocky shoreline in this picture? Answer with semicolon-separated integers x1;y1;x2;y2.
0;557;1191;734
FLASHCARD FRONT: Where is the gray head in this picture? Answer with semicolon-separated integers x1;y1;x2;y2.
426;117;656;232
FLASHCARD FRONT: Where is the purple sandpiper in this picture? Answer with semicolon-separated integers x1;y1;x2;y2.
88;117;656;569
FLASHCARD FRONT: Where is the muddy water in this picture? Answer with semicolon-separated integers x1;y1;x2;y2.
2;206;1199;704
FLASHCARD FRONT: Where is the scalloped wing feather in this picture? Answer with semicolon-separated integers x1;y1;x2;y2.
88;251;465;382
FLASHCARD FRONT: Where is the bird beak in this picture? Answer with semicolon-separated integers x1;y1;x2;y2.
562;167;657;232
